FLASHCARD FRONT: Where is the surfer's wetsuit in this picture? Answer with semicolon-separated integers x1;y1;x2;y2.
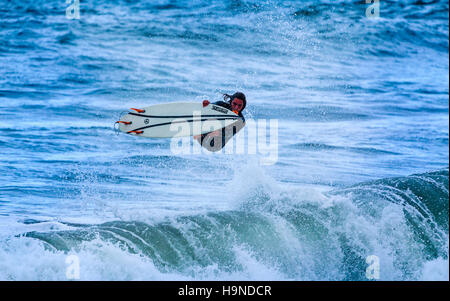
199;101;245;150
211;101;246;121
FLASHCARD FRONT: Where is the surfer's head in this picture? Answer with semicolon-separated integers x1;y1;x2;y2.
224;92;246;112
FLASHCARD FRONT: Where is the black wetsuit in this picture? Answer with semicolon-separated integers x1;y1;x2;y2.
211;101;246;121
200;101;245;149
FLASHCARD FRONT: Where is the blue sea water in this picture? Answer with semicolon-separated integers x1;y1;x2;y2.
0;0;448;280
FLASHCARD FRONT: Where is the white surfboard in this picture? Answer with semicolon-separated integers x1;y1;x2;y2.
117;102;243;138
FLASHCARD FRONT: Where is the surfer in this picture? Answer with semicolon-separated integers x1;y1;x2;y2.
194;92;247;151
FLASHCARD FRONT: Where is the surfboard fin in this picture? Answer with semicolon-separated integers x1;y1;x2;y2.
130;108;145;113
128;130;144;134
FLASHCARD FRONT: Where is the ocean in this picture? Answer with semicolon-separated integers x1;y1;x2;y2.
0;0;448;280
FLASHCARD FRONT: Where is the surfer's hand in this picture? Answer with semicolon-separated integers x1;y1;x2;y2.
202;100;210;107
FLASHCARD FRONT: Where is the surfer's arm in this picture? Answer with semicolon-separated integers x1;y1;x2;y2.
195;99;245;151
194;119;245;152
194;130;220;143
193;97;218;142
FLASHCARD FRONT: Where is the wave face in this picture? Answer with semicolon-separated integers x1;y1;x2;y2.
0;168;445;280
0;0;448;280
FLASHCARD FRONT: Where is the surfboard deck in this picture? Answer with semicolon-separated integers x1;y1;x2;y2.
117;102;242;138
